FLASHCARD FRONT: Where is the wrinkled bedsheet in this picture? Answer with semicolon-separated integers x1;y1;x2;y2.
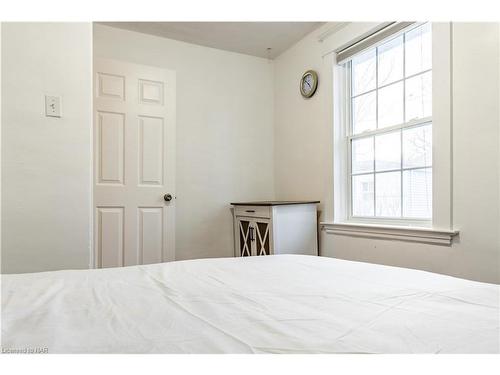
2;255;499;353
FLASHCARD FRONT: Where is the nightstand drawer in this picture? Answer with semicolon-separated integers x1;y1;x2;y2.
234;205;270;218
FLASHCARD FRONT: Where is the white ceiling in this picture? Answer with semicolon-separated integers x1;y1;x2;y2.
97;22;325;59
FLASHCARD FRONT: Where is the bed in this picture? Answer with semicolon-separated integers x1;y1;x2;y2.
2;255;499;353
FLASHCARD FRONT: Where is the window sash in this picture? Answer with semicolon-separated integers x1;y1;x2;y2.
348;116;432;141
347;129;433;222
348;166;433;221
347;26;431;137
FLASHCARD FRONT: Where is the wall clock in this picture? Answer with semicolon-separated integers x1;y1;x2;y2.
300;70;318;98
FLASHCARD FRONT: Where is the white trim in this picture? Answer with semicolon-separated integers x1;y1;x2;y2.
332;55;349;223
431;22;453;230
321;222;458;245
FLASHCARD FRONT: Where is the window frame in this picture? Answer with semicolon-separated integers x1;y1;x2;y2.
340;22;434;227
335;22;445;229
322;22;455;242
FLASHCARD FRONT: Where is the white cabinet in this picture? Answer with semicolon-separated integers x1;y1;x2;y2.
231;201;319;257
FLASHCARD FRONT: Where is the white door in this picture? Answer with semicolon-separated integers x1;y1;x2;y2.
94;58;176;268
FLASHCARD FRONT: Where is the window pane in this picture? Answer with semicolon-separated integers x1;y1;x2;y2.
378;81;403;128
352;48;376;96
375;131;401;171
352;137;374;174
403;168;432;219
405;23;432;76
352;92;376;134
352;174;374;216
378;35;403;87
403;124;432;168
376;171;401;217
405;71;432;122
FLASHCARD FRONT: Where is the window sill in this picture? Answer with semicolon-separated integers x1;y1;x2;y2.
320;222;459;245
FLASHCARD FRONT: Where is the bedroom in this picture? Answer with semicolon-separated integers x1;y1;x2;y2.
1;0;499;372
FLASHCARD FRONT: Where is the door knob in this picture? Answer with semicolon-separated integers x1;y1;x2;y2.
164;193;173;202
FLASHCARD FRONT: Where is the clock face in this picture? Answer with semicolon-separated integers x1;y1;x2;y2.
300;70;318;98
302;74;313;94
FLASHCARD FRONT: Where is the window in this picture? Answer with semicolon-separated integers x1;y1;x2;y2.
344;23;432;223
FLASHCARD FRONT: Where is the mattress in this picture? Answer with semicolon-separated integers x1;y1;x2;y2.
1;255;499;353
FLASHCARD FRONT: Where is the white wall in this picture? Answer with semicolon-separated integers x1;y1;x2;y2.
93;24;275;261
1;23;93;273
2;22;498;282
274;23;500;283
274;26;328;210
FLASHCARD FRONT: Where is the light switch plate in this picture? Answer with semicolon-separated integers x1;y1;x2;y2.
45;95;61;117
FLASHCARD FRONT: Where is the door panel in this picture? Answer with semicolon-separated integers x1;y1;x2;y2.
138;116;164;186
97;207;124;268
97;111;125;184
97;72;125;100
94;58;176;268
238;219;252;257
255;219;271;256
139;79;164;105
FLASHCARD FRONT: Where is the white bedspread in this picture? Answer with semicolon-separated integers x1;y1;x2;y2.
1;255;499;353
